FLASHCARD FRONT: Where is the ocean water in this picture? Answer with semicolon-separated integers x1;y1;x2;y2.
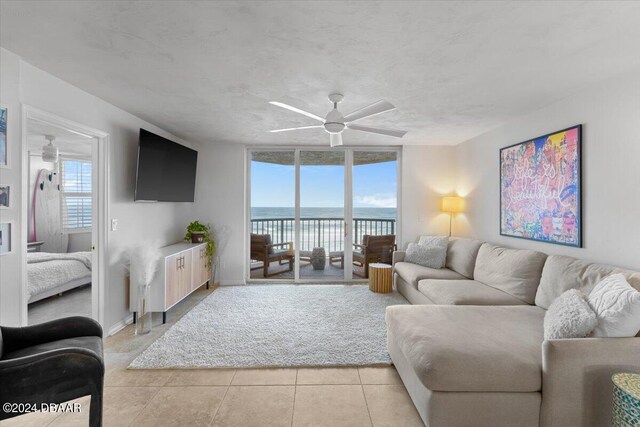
251;207;396;220
251;207;396;251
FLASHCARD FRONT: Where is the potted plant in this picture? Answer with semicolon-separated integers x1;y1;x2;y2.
184;221;216;269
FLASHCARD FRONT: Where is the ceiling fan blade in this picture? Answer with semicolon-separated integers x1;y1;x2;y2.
347;124;407;138
269;125;323;133
269;101;325;122
343;100;396;123
330;133;343;147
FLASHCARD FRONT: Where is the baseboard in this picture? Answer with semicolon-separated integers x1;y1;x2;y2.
219;280;246;286
108;314;134;336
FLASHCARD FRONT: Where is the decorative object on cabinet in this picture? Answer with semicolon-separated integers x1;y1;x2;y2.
184;220;215;268
130;242;210;324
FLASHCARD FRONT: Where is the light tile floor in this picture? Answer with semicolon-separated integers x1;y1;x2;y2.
1;285;424;427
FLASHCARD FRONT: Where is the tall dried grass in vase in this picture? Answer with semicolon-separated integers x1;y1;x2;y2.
129;244;161;335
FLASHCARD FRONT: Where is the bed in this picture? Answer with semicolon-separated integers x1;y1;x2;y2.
27;251;92;303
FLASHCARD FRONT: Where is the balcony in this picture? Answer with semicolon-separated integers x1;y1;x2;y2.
250;217;396;279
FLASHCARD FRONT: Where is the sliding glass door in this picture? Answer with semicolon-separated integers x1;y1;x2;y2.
248;148;399;282
249;151;296;280
299;151;345;280
351;151;399;279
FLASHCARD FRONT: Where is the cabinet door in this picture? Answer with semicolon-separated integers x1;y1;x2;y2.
180;250;193;298
165;254;182;308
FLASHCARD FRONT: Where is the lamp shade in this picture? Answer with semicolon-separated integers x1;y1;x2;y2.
441;196;465;213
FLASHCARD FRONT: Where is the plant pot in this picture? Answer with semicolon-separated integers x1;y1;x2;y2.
191;232;205;243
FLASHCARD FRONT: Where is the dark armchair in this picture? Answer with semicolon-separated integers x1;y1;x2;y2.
0;316;104;427
353;234;396;278
250;233;294;277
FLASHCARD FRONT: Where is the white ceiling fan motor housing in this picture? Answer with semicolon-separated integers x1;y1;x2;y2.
323;93;345;134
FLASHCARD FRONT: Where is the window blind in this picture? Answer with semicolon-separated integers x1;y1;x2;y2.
60;159;92;231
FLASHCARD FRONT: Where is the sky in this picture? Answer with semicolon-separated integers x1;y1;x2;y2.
251;156;397;208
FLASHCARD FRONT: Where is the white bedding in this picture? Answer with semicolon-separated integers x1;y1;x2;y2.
27;251;92;300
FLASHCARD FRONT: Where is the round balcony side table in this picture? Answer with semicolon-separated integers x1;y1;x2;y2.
369;263;393;293
612;372;640;426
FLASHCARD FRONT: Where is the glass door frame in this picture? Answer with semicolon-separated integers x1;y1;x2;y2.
246;146;402;284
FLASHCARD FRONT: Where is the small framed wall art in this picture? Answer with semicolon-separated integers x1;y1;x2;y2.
0;185;9;208
0;222;11;255
0;106;7;168
500;125;582;247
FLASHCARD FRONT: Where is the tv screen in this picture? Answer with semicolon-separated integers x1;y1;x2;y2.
134;129;198;202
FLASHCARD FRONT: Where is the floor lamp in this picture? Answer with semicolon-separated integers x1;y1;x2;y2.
441;196;465;236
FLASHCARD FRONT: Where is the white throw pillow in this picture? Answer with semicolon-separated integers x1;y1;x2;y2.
416;235;448;268
405;243;446;269
544;289;597;340
587;273;640;337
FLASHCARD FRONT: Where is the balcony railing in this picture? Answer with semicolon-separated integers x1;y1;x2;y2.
250;217;396;252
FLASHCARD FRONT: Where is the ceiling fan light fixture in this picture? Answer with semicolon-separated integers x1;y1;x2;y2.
42;135;59;163
324;122;345;134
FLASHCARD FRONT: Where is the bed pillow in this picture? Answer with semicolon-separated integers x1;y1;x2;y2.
405;243;446;269
416;236;448;268
544;289;597;340
587;274;640;337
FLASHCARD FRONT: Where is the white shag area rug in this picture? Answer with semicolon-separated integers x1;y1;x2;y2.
129;285;408;369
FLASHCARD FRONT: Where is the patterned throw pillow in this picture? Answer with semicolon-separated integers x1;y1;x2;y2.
544;289;597;340
405;243;446;269
587;274;640;337
416;235;449;268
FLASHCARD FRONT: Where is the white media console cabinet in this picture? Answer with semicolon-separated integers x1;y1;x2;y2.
130;242;211;324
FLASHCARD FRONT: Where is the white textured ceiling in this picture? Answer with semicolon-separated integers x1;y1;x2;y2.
2;1;640;146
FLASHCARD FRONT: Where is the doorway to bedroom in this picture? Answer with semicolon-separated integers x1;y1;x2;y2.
22;108;107;327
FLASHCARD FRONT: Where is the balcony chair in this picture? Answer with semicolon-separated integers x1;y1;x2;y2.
250;233;294;277
0;316;104;427
353;234;396;278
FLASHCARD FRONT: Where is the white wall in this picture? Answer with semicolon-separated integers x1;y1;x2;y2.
455;70;640;270
401;145;457;247
192;143;246;285
0;48;197;330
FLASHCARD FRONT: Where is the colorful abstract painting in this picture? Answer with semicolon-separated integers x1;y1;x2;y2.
0;107;6;167
500;125;581;247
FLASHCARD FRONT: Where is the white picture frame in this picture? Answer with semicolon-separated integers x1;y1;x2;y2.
0;222;12;255
0;185;9;209
0;106;7;169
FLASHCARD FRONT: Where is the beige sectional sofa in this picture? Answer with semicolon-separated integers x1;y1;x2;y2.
387;237;640;427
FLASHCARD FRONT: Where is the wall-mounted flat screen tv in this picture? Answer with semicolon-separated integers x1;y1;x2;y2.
134;129;198;202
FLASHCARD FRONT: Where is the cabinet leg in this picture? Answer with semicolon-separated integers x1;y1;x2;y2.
162;312;167;324
206;281;210;290
133;312;137;324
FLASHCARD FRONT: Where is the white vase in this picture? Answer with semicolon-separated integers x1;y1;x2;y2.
135;284;152;335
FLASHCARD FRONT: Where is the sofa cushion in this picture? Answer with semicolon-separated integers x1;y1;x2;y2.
418;279;529;306
446;237;483;279
535;254;640;309
386;305;545;392
405;243;446;269
394;262;466;287
417;236;449;268
473;243;547;304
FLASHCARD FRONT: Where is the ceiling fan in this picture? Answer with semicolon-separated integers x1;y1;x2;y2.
269;93;407;147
